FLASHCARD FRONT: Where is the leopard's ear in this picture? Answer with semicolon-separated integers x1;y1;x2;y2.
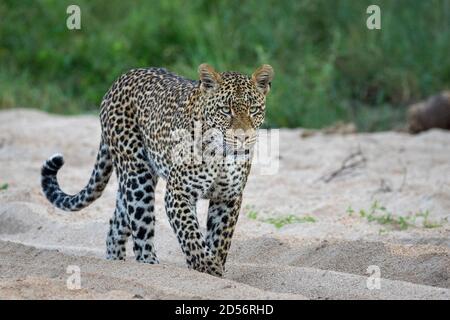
198;63;221;92
252;64;274;95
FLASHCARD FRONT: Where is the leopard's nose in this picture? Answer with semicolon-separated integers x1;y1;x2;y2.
236;135;246;145
234;133;248;147
235;134;255;149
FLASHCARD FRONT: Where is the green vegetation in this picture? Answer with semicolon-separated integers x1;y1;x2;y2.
247;210;258;221
1;1;449;130
265;215;316;229
0;183;9;191
246;208;316;229
415;210;444;229
347;201;445;231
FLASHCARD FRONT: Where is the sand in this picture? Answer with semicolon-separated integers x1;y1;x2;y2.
0;108;449;300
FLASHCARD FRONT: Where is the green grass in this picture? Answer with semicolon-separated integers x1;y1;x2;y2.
265;215;316;229
415;210;444;229
246;208;316;229
247;210;258;221
348;201;444;231
1;0;450;130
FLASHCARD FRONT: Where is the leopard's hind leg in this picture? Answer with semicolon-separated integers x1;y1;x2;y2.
111;142;160;263
106;186;130;260
106;158;159;263
125;160;159;264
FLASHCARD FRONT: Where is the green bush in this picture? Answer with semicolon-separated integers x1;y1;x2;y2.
1;0;449;130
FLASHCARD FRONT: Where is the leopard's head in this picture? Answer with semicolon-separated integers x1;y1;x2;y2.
197;63;274;153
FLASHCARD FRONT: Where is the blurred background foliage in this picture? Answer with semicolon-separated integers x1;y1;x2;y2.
0;0;449;130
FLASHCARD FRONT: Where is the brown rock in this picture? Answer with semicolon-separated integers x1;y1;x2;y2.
408;91;450;133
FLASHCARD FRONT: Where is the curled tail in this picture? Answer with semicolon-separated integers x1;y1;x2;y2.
41;142;113;211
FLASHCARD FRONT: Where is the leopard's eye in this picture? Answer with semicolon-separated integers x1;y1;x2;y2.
222;106;231;114
249;106;259;114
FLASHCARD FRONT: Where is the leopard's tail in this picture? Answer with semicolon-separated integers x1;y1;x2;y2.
41;141;113;211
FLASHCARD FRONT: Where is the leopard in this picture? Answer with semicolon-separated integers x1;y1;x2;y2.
41;63;274;276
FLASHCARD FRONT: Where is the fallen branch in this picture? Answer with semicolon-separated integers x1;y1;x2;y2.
319;146;367;183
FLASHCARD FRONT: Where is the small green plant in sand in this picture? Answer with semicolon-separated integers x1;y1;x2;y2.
348;201;444;231
247;210;258;221
246;207;316;229
265;215;316;229
415;210;444;229
0;183;8;191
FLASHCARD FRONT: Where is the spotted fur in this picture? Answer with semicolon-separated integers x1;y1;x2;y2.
41;64;274;276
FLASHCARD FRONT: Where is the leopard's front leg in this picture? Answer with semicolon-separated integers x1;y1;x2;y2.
206;196;242;270
165;175;223;277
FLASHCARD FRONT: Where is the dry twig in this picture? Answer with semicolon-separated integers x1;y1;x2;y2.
319;146;367;183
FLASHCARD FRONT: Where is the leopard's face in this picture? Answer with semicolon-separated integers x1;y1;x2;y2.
197;64;274;152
